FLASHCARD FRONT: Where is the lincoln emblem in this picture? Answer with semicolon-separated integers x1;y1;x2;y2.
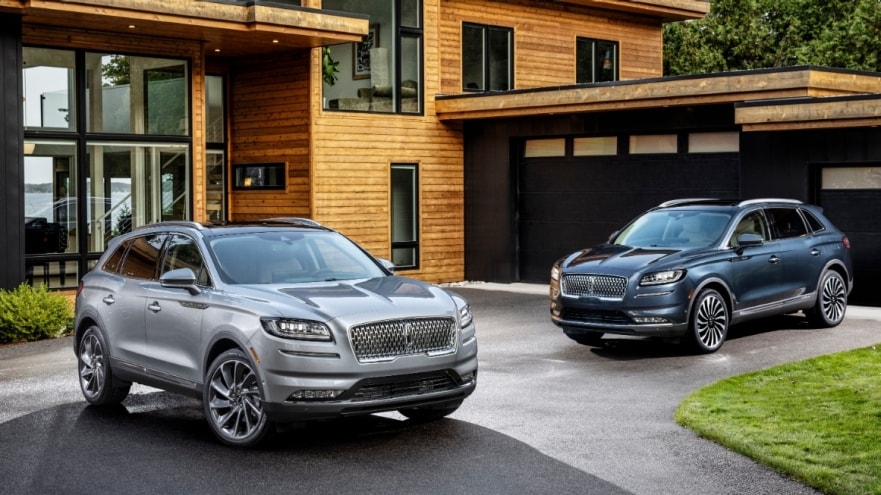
403;323;414;349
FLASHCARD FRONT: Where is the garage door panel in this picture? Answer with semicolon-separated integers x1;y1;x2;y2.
518;156;739;282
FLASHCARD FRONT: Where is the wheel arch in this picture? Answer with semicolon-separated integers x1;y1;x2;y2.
689;278;733;319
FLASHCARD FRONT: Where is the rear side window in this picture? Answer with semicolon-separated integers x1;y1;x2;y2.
801;209;826;233
102;238;133;274
120;234;167;280
766;208;808;239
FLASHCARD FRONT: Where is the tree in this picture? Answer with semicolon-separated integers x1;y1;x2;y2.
664;0;881;76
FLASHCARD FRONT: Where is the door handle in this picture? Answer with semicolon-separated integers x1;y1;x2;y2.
148;302;162;313
811;249;821;256
102;295;115;305
768;255;780;264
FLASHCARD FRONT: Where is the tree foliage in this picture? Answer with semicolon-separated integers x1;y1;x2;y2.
664;0;881;76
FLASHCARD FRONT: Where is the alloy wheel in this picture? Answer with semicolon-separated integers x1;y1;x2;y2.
79;333;106;400
207;358;265;441
695;292;727;351
820;273;847;324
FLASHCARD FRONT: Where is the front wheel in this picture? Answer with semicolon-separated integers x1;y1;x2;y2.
805;270;847;328
688;289;729;353
77;325;130;406
204;349;272;447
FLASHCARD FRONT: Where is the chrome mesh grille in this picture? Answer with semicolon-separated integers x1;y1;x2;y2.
561;274;628;298
350;318;457;363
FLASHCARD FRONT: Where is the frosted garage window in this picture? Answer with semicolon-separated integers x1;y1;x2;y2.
822;167;881;189
573;136;617;156
629;134;677;154
688;132;739;153
524;138;565;158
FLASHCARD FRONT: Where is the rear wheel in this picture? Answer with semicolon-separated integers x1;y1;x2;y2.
806;270;847;328
688;289;728;353
204;349;272;447
399;400;462;422
77;325;130;405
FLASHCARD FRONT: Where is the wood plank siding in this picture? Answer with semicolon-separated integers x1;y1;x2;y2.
439;0;664;94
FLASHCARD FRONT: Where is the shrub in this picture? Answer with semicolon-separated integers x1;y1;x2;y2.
0;283;74;343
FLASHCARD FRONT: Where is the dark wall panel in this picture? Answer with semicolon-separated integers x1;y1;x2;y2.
0;14;24;290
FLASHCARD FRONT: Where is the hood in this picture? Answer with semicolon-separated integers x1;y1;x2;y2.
240;276;456;322
563;244;687;274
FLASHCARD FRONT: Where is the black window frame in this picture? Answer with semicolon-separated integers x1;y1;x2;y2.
390;163;419;270
462;22;513;92
576;37;619;84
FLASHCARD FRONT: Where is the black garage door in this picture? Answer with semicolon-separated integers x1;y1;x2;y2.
517;155;740;282
817;167;881;306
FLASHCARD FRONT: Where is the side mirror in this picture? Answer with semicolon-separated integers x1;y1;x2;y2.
378;258;395;273
160;267;202;295
737;233;764;248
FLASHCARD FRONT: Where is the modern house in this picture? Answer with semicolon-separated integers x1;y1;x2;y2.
1;0;879;304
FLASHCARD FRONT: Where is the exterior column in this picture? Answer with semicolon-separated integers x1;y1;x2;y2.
0;14;25;290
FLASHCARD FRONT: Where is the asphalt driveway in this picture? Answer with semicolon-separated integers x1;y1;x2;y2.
1;283;879;494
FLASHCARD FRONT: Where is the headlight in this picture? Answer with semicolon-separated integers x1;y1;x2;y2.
639;269;686;286
261;318;332;341
550;265;561;282
458;303;474;328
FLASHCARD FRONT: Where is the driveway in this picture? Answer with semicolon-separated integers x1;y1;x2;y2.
1;283;879;494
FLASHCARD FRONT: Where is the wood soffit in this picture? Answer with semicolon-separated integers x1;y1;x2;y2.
4;0;368;57
435;68;881;129
553;0;708;21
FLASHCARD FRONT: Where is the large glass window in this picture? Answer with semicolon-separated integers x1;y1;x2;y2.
206;75;227;222
391;164;419;269
576;37;618;84
85;53;188;135
323;0;423;114
23;47;191;289
462;23;512;92
23;48;76;131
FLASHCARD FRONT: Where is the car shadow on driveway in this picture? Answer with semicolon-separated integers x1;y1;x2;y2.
0;391;632;495
586;314;817;360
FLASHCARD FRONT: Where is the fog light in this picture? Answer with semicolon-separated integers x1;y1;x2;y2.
287;389;342;401
632;316;670;324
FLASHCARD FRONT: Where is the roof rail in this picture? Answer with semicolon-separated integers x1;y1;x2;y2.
657;198;722;208
738;198;802;207
261;217;324;228
133;221;205;231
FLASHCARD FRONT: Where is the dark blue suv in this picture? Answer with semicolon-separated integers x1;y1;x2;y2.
549;199;853;353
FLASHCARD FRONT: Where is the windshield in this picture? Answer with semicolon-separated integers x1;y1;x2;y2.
208;231;387;284
613;210;732;249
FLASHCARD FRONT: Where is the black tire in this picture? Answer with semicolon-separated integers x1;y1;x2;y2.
688;289;728;353
399;400;462;422
805;270;847;328
203;348;272;447
77;325;130;406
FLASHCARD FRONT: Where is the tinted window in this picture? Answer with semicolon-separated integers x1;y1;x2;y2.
161;234;211;286
766;208;808;239
802;209;826;233
120;234;167;279
102;238;133;274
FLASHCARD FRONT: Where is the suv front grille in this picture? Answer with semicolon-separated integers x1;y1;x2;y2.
561;308;632;325
350;317;457;363
562;274;627;298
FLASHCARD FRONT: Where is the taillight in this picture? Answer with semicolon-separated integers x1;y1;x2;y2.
76;281;84;297
842;236;851;249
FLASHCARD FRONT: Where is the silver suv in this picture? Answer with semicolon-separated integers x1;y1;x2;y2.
74;219;477;447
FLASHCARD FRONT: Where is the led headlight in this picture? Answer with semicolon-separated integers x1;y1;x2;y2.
458;303;474;328
639;269;685;286
550;265;561;282
261;318;332;341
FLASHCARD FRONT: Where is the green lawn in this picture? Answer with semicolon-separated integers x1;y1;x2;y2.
676;344;881;495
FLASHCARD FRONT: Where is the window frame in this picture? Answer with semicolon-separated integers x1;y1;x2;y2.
462;22;514;92
576;37;618;84
390;163;420;270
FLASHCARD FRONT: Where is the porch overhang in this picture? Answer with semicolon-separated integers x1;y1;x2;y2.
2;0;368;57
555;0;709;22
435;67;881;124
735;95;881;132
